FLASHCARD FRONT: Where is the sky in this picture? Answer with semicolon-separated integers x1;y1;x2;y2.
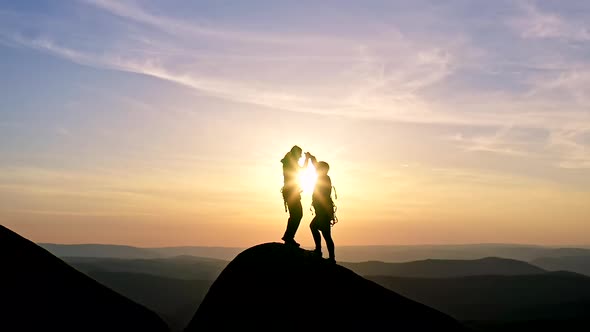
1;0;589;247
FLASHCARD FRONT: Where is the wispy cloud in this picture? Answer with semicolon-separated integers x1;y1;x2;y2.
80;0;343;45
2;1;590;245
547;126;590;169
5;29;461;124
509;1;590;41
529;67;590;108
449;126;537;157
1;0;589;169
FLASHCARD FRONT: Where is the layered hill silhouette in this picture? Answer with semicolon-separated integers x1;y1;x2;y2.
184;242;468;331
342;256;545;278
369;272;590;330
42;242;590;263
532;256;590;276
87;271;212;332
40;243;162;259
65;255;227;280
41;243;243;260
0;225;169;332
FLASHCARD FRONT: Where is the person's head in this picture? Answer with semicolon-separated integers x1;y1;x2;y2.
290;145;303;160
317;161;330;175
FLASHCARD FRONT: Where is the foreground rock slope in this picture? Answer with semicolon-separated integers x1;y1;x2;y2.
185;242;469;331
0;225;169;332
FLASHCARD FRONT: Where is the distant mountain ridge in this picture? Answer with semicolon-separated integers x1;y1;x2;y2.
40;243;163;259
0;225;169;332
532;256;590;276
342;256;546;278
40;242;590;262
64;255;228;280
40;243;244;260
333;244;590;262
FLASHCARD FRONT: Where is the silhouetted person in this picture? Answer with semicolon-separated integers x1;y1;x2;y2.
280;145;310;247
308;153;336;263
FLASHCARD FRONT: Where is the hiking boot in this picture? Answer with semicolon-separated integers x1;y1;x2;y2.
326;257;336;264
282;237;300;247
311;249;322;256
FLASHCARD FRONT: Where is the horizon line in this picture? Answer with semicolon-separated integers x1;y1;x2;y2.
38;242;590;249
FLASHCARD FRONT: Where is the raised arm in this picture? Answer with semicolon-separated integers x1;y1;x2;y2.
305;152;317;168
301;153;310;169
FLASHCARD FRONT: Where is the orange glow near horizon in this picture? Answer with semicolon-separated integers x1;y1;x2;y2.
2;1;590;248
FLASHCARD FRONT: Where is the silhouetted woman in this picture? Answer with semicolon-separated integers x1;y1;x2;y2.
308;153;336;263
280;145;309;246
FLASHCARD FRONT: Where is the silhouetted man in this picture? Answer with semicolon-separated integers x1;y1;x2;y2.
308;153;336;263
280;145;309;246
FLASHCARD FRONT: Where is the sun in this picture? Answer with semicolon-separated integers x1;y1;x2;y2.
298;163;317;194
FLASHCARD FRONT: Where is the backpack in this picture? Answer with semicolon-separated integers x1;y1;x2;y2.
310;185;339;227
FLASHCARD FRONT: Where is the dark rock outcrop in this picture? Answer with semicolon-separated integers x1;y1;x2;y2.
185;242;468;331
0;225;169;332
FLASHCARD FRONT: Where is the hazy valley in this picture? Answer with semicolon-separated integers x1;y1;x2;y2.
37;241;590;331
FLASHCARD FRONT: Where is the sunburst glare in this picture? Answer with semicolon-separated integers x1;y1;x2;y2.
298;159;317;194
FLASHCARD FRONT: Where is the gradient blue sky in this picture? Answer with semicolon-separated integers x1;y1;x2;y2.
1;0;589;246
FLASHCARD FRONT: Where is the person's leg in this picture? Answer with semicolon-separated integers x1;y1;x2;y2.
319;214;335;263
323;226;335;262
283;197;303;245
309;216;322;254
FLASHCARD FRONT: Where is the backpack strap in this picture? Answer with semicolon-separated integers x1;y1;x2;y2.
330;185;338;226
280;187;288;213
